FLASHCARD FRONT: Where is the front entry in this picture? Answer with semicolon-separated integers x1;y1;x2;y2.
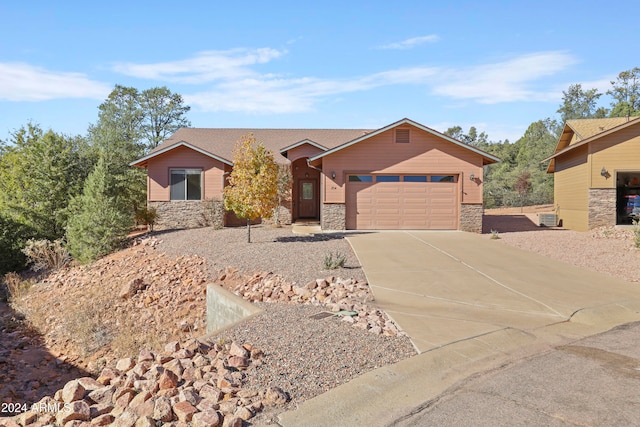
298;179;318;218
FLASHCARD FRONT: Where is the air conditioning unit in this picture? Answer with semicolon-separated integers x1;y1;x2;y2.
539;213;558;227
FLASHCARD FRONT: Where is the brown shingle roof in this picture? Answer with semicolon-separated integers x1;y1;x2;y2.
545;116;640;173
140;128;373;166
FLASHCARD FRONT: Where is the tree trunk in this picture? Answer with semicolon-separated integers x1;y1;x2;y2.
247;218;251;243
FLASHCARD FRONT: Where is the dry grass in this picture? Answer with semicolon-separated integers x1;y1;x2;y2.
2;272;35;301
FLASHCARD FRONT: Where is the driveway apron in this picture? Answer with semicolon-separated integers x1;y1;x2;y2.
347;231;640;353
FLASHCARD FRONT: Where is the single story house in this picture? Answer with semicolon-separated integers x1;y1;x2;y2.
545;116;640;231
130;118;500;232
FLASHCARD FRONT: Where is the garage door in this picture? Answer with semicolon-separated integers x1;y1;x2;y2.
346;175;458;230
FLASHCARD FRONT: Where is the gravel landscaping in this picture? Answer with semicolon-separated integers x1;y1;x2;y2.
154;224;368;286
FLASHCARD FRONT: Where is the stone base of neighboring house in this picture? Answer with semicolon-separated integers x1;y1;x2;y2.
588;188;616;229
460;203;483;233
322;203;346;230
149;200;224;230
262;199;293;227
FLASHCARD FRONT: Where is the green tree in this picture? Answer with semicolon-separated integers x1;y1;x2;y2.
88;85;191;218
608;67;640;117
444;125;488;147
66;158;133;263
140;86;191;150
0;213;32;274
557;83;607;122
0;123;88;240
223;134;279;242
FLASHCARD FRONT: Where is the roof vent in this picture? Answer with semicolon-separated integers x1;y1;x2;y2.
395;128;410;143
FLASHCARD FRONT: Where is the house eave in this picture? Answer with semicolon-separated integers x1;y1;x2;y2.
308;117;501;164
129;141;234;168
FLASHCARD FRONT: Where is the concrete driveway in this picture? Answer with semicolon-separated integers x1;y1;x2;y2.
346;231;640;353
278;231;640;427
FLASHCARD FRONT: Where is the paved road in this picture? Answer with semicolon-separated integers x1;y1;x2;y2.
278;231;640;427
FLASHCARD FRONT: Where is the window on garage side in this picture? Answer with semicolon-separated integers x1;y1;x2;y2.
348;175;373;182
430;175;457;183
376;175;400;182
404;175;427;182
170;169;202;200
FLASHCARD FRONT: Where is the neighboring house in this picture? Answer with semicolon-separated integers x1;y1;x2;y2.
130;118;499;232
545;116;640;231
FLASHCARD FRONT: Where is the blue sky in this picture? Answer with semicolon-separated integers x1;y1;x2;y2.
1;1;638;143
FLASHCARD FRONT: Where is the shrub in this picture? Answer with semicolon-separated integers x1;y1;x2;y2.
0;214;32;274
490;229;501;240
66;159;133;264
22;238;71;271
135;206;158;231
2;272;34;301
323;251;346;270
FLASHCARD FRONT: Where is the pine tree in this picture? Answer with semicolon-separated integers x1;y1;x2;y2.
66;158;132;263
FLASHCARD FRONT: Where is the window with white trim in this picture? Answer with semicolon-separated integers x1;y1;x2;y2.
170;169;202;200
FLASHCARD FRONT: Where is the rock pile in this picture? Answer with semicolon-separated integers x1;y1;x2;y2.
12;238;211;371
2;338;284;427
218;269;405;337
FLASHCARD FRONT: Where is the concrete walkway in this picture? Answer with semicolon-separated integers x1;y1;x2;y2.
278;231;640;426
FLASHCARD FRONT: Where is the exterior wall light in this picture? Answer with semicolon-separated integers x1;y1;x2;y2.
469;173;475;181
601;167;608;177
331;171;336;179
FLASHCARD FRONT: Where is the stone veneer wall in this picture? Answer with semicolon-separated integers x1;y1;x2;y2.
322;203;346;230
459;204;483;233
262;199;292;226
588;188;616;229
149;200;224;230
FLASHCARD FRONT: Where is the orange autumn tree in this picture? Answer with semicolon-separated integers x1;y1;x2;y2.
223;133;279;242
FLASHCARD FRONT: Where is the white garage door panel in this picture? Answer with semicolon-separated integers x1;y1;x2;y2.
346;177;458;230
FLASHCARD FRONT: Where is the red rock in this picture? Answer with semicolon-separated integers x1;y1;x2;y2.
134;416;155;427
164;341;180;353
152;397;173;422
234;406;253;421
227;356;249;369
77;377;103;392
264;387;288;405
89;403;114;418
129;390;152;408
137;349;155;363
111;409;137;427
56;400;90;424
158;370;179;390
191;409;222;427
229;342;248;358
88;386;115;405
115;358;136;372
61;380;86;403
90;413;114;425
172;401;197;423
134;398;155;418
198;385;223;402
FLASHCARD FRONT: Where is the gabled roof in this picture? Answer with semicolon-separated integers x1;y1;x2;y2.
545;116;640;173
130;128;371;167
308;118;500;165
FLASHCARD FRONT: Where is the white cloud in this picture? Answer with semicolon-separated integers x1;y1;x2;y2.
376;35;440;50
432;51;578;104
0;62;110;101
185;67;439;114
116;49;575;114
113;48;285;84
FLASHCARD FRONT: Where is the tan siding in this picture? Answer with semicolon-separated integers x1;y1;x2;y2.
147;145;225;201
554;145;589;231
589;131;640;188
285;144;325;162
322;125;483;203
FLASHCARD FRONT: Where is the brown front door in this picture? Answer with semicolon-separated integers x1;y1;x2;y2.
298;179;318;219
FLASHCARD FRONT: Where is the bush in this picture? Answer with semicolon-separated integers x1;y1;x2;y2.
323;251;346;270
135;206;158;231
22;238;70;271
66;159;133;264
0;214;32;274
